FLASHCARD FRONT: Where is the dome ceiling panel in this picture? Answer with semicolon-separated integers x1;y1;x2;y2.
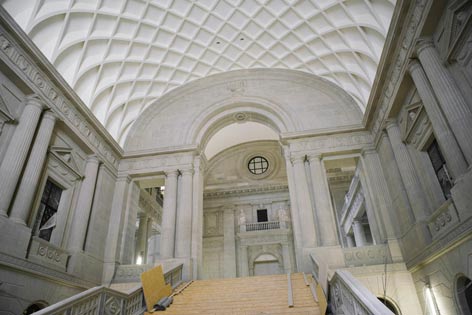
2;0;395;144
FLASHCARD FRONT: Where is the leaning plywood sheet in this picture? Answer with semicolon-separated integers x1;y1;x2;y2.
141;264;172;312
316;283;327;315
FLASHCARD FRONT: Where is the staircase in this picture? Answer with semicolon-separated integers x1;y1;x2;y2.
163;273;321;315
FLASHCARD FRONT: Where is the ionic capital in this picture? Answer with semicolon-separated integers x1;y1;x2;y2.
416;37;435;56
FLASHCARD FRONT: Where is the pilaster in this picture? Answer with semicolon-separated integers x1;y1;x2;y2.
223;206;236;278
175;168;194;258
307;154;338;246
68;155;101;252
160;169;179;259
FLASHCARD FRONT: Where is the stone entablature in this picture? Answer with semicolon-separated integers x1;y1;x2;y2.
0;17;121;170
204;184;289;199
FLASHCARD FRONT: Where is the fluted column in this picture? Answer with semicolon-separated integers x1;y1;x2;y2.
9;111;57;224
68;155;100;251
291;155;317;247
417;39;472;164
352;220;366;247
307;154;338;246
0;95;44;216
408;60;468;179
385;121;430;220
175;168;194;258
160;170;179;259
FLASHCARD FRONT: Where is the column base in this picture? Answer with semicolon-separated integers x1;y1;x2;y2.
0;216;31;258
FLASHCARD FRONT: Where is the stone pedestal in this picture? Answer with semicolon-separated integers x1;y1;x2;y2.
160;170;179;259
0;95;44;216
9;111;57;225
68;155;100;252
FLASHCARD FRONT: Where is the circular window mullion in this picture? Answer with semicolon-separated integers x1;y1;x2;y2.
248;156;269;175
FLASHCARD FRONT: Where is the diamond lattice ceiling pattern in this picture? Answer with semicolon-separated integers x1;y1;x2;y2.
3;0;395;144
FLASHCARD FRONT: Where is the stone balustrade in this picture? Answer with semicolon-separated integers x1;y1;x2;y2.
34;263;184;315
244;221;282;232
329;270;394;315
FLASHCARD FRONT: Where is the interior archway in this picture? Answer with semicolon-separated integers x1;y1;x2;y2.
456;275;472;315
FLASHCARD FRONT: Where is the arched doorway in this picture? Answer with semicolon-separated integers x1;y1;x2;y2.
377;297;401;314
456;275;472;315
23;301;48;315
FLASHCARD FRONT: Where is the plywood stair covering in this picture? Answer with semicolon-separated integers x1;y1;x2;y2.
164;273;321;315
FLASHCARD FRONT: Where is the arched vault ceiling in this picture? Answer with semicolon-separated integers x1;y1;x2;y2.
3;0;395;144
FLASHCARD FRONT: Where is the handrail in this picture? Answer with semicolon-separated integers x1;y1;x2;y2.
33;263;183;315
287;273;294;308
329;270;394;315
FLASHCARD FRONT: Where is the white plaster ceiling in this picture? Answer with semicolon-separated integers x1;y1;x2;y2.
3;0;395;144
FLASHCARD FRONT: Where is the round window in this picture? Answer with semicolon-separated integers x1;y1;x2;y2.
248;156;269;175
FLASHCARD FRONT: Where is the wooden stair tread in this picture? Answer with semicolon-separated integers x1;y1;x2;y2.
163;273;320;315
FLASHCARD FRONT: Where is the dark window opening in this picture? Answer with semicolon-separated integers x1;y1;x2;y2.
427;140;452;199
248;156;269;175
35;180;63;242
257;209;268;222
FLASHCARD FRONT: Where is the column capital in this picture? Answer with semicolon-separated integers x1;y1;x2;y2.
180;168;194;176
307;153;322;163
42;110;59;122
24;94;46;110
290;154;305;165
416;37;435;55
361;145;377;156
165;169;179;177
407;59;423;74
383;118;398;130
85;154;101;165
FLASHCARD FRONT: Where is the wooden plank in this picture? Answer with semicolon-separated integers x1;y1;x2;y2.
140;264;172;312
316;283;328;315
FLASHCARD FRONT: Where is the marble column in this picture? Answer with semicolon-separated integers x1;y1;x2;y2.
408;60;468;179
223;207;236;278
308;154;338;246
160;170;179;259
417;39;472;164
346;234;355;248
135;213;147;264
240;245;249;277
352;221;366;247
291;155;317;248
385;121;430;221
191;156;204;279
0;95;44;216
145;217;152;263
175;168;193;258
9;111;57;225
68;155;100;251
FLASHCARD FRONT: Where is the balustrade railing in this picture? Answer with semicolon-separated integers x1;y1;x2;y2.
329;270;394;315
245;221;281;231
33;263;183;315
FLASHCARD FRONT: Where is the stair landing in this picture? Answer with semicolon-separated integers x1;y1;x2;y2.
164;273;321;315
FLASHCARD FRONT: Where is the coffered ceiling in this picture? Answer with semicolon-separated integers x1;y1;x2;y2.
3;0;395;144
